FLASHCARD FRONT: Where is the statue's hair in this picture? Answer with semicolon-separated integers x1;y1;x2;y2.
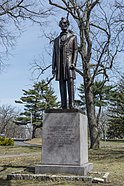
59;17;70;27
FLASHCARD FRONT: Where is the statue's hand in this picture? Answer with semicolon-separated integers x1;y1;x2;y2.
70;64;75;70
52;69;56;75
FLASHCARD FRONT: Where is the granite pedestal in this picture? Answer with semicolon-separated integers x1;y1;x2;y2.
35;109;93;176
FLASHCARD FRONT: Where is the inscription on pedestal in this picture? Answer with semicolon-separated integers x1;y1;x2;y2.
47;124;76;148
42;113;80;165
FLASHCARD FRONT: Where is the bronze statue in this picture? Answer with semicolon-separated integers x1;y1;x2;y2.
52;17;78;109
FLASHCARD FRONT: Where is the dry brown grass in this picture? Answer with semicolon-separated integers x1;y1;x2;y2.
25;138;42;146
0;139;123;186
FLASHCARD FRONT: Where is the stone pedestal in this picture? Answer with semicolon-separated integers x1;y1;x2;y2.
35;109;93;176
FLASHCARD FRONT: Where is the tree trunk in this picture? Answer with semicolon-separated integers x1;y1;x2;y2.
84;77;100;149
32;125;36;139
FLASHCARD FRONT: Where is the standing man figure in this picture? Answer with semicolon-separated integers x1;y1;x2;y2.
52;17;78;109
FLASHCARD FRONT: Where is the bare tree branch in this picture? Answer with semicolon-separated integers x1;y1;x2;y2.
0;0;52;69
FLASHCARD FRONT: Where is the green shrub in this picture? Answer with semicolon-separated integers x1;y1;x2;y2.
0;136;5;141
0;136;14;146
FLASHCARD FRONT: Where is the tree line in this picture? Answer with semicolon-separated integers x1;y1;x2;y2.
0;75;124;141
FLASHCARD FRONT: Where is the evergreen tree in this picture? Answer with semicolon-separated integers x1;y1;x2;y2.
75;84;86;112
77;81;115;139
107;76;124;138
77;81;114;114
15;80;59;138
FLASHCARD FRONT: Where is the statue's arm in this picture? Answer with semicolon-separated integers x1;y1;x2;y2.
73;35;78;66
52;41;56;75
70;35;78;69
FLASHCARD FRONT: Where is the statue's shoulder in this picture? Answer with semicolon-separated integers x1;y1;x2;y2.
68;30;74;34
68;30;76;38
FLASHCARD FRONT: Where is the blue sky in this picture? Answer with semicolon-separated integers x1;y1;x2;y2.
0;24;47;110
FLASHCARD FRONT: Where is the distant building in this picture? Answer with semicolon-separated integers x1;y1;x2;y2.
13;121;33;140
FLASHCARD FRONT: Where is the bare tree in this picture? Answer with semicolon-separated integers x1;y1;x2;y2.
0;0;52;70
99;110;109;140
0;104;19;137
42;0;124;149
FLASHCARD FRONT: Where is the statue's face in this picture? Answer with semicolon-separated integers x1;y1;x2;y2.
60;19;69;31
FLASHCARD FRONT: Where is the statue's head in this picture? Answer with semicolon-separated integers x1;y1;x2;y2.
59;17;70;31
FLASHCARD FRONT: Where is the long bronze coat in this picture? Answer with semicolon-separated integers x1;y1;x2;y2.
52;31;78;81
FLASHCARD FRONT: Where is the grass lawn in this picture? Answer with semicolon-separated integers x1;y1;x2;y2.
0;139;123;186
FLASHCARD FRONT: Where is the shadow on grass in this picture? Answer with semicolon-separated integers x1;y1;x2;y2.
0;166;7;172
105;139;124;143
0;164;35;173
89;148;124;161
26;146;41;151
13;145;41;150
0;164;35;186
0;178;11;186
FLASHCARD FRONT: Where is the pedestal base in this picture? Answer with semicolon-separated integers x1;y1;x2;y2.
36;109;93;176
35;163;93;176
